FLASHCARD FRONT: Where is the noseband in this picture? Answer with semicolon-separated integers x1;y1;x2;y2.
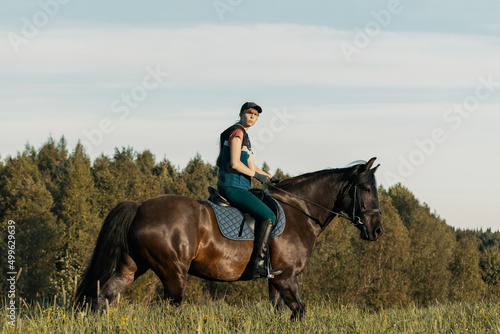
343;182;382;238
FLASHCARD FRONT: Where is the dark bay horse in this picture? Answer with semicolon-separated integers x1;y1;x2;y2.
75;158;383;320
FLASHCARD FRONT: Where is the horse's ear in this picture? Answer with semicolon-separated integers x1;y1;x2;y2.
363;157;377;172
372;164;380;173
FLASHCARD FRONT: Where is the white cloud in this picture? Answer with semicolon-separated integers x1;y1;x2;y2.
2;24;500;90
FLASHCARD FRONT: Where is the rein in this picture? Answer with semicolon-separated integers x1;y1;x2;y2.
268;181;381;233
268;184;351;221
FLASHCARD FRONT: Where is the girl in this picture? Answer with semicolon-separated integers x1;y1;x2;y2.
216;102;282;278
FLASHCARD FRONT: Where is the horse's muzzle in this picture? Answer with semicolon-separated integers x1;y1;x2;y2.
358;221;383;241
370;226;384;241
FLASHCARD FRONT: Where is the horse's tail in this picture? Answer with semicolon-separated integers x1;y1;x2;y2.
74;200;141;306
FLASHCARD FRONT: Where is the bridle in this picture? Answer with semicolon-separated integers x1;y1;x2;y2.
268;179;382;235
342;182;382;238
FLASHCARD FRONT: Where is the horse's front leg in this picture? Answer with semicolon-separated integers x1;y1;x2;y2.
271;276;305;321
268;281;283;312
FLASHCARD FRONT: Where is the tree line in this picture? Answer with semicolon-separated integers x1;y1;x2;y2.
0;136;499;308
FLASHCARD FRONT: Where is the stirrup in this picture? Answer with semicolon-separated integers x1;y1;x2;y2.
253;262;282;279
267;262;282;279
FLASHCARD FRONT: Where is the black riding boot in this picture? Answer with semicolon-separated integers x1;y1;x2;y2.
252;219;282;278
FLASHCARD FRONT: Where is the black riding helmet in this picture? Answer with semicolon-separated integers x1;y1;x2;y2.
240;102;262;113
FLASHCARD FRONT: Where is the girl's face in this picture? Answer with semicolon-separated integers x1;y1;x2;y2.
239;108;259;128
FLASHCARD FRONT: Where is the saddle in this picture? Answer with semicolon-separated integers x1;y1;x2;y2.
206;186;285;241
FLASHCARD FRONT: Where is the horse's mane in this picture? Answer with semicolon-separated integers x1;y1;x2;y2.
276;166;356;189
275;162;375;190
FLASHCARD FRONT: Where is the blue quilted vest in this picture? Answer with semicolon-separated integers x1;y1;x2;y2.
217;124;252;189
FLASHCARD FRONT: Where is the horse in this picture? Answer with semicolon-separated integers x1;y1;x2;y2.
75;157;383;320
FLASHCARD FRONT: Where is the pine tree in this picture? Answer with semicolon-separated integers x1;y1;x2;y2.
136;150;156;175
110;147;141;200
36;136;68;215
183;153;217;200
107;147;162;201
53;142;100;296
273;167;291;181
0;149;61;299
92;154;118;218
153;158;190;196
133;150;163;200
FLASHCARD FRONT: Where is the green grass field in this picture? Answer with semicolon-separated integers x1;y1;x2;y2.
2;298;499;333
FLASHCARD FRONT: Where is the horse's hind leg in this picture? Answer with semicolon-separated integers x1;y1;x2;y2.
154;264;189;305
97;252;145;311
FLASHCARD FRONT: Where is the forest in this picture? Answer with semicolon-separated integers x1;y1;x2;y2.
0;136;499;309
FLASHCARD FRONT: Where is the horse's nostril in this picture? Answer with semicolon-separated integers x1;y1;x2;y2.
375;227;384;237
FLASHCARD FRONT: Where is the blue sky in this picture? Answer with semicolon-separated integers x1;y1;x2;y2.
1;0;500;231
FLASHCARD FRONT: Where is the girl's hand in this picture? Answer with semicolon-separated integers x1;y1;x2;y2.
253;172;270;184
270;177;281;184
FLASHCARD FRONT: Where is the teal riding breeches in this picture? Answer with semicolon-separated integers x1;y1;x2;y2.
218;186;277;226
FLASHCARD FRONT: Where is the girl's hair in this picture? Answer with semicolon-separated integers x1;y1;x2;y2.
216;121;240;167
